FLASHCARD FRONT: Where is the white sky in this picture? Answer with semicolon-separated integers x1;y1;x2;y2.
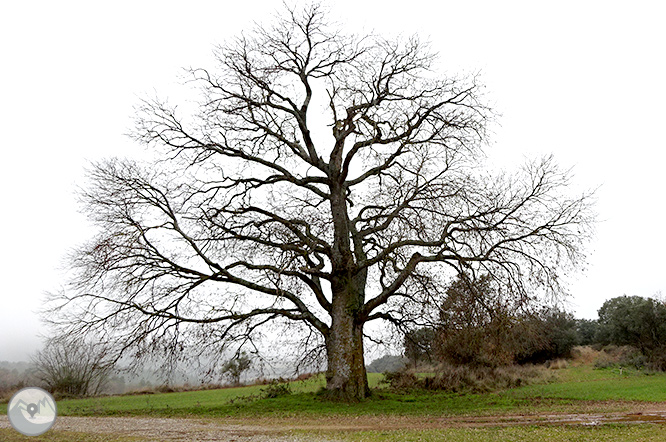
1;0;664;362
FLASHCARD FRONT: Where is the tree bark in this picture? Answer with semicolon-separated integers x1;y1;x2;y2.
323;175;370;400
325;282;369;401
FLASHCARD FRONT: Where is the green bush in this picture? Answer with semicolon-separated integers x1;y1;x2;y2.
597;296;666;370
261;379;292;398
593;345;648;371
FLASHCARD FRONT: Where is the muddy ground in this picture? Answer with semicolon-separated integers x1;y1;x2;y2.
3;405;666;441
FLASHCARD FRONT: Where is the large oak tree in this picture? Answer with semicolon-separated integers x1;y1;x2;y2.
49;4;594;401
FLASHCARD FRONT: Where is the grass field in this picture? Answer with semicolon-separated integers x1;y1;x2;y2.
334;425;666;442
3;364;665;418
514;364;666;402
3;362;666;441
4;424;666;442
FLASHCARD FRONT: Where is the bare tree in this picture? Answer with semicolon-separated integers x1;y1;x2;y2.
32;337;115;397
47;4;595;401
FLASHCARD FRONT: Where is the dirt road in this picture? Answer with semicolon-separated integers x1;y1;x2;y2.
3;408;666;441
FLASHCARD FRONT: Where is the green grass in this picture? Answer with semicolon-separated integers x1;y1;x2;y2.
332;425;666;442
5;366;666;442
4;364;666;419
1;373;383;417
4;425;666;442
511;364;666;402
0;428;147;442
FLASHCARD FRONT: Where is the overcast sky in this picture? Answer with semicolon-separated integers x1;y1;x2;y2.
1;0;664;362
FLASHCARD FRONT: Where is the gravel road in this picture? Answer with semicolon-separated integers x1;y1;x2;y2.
0;415;341;441
3;408;666;441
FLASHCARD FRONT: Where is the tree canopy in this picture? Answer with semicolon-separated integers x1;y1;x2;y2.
47;3;595;401
597;295;666;364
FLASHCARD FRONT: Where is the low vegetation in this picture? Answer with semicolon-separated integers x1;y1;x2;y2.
334;426;666;442
4;347;666;420
4;348;666;441
4;424;666;442
382;363;549;393
0;429;147;442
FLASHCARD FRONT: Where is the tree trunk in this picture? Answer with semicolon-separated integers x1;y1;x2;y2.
325;314;369;401
324;274;370;401
325;176;369;401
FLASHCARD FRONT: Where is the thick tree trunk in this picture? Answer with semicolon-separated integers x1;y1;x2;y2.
325;178;369;401
325;311;369;401
324;274;370;401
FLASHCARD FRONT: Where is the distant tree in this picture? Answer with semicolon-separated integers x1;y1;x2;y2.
404;327;438;367
221;353;252;386
32;337;115;397
516;308;578;363
105;375;127;395
597;295;666;366
0;367;34;397
46;3;595;401
366;355;407;373
575;318;600;346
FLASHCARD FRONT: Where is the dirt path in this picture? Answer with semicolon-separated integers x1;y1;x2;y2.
3;408;666;441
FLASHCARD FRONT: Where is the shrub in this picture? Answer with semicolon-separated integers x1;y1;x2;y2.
515;309;578;364
421;273;578;368
570;345;602;366
546;359;569;370
383;364;548;393
261;379;291;398
593;345;648;370
381;371;420;390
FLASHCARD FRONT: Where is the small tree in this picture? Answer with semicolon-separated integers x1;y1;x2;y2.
434;274;577;366
437;273;537;367
221;352;252;386
366;355;406;373
32;338;115;397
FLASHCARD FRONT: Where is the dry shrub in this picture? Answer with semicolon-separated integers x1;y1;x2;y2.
570;345;602;366
382;371;420;390
156;384;178;393
124;388;157;395
384;364;549;393
546;359;569;370
594;345;647;370
293;372;316;382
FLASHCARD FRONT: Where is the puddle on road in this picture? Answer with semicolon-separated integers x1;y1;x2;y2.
521;412;666;426
449;411;666;428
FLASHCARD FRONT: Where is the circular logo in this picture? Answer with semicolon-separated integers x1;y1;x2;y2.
7;387;57;436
